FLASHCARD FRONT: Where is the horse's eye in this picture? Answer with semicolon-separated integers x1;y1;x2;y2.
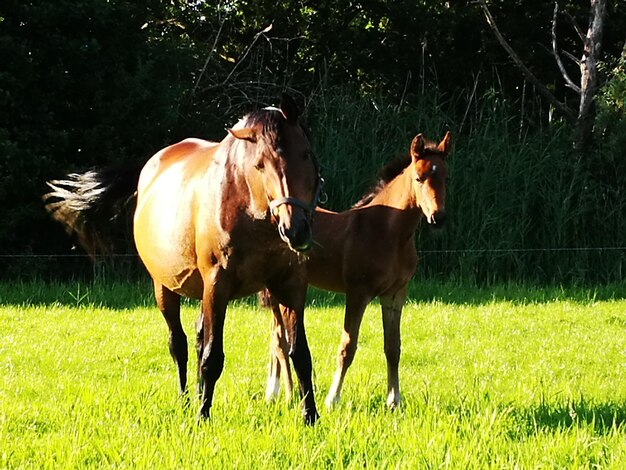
416;165;436;183
416;172;428;183
254;161;264;171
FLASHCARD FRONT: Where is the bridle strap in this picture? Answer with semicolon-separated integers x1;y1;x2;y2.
268;177;325;216
269;196;312;213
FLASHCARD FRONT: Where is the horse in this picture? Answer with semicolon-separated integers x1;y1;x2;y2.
263;131;451;410
44;94;322;424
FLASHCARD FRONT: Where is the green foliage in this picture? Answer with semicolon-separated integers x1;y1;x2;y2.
597;48;626;171
0;1;198;272
1;1;625;283
302;88;626;283
2;281;626;467
306;88;452;211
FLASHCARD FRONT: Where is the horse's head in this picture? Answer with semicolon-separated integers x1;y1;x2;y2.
409;131;452;228
229;94;320;252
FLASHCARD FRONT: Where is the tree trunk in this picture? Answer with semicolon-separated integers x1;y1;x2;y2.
577;0;607;152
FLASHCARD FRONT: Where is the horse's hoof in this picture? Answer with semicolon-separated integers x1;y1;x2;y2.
197;405;211;421
386;392;402;410
325;393;340;409
303;409;319;426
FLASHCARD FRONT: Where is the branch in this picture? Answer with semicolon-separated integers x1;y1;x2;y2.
480;0;577;124
563;50;581;65
563;11;585;42
552;2;581;93
222;24;273;85
190;17;227;99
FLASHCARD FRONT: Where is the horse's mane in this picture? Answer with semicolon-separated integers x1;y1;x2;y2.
241;109;282;144
230;107;318;171
352;138;441;208
232;108;311;145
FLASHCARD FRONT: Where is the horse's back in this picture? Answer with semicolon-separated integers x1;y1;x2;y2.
307;206;418;296
134;138;219;299
137;138;218;194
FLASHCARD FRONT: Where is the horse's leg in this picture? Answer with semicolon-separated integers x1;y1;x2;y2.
198;271;230;419
326;291;372;409
380;287;407;409
266;303;294;402
154;281;188;395
268;283;318;425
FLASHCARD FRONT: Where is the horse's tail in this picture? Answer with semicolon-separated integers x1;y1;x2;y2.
43;164;143;258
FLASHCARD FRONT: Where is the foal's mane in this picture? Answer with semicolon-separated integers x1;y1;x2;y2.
352;137;441;208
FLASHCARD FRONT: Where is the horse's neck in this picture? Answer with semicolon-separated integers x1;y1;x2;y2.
221;143;269;220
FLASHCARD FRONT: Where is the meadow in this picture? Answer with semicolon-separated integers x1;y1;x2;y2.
2;280;626;468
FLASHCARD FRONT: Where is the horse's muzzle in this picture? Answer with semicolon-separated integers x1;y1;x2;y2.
278;216;312;252
427;211;447;228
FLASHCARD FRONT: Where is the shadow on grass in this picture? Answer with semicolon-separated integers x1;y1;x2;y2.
2;279;626;309
440;393;626;438
513;398;626;437
407;280;626;306
0;279;265;310
308;281;626;307
0;279;156;309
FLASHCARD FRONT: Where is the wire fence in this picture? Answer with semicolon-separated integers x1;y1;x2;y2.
2;246;625;284
2;246;626;258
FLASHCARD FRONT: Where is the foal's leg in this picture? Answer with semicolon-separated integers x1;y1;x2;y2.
326;291;372;408
198;270;230;419
266;302;294;402
268;282;318;425
154;281;188;395
195;311;204;399
380;287;407;409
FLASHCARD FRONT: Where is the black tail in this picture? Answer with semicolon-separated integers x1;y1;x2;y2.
43;164;143;258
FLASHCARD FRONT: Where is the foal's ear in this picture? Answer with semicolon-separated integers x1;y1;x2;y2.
437;131;453;157
410;134;426;161
229;127;258;143
280;93;299;123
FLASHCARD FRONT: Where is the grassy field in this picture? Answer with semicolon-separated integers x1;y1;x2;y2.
2;280;626;468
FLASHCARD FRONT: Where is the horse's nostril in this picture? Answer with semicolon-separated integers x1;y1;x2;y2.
433;211;447;226
277;216;312;251
278;223;288;240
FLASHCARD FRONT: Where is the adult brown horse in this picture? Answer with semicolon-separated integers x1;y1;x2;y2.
264;131;451;410
44;95;321;424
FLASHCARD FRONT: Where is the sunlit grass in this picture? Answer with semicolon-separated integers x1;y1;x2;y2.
2;281;626;468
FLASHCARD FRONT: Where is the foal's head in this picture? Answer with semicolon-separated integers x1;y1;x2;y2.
409;131;452;227
229;94;320;252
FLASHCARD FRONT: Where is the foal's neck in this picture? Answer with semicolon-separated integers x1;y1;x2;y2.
368;167;418;213
363;168;422;239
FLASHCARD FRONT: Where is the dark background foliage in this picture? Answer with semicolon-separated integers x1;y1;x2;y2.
1;0;625;282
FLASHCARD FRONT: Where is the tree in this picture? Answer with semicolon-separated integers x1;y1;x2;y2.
480;0;607;152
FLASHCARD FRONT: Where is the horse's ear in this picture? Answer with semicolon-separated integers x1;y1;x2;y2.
229;127;258;143
280;93;299;123
437;131;453;157
410;134;425;161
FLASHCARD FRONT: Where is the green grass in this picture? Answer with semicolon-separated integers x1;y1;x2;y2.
2;281;626;468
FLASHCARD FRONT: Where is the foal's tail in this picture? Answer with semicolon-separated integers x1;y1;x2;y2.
257;288;274;308
43;164;143;258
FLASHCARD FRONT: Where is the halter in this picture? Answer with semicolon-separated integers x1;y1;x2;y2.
269;176;325;217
